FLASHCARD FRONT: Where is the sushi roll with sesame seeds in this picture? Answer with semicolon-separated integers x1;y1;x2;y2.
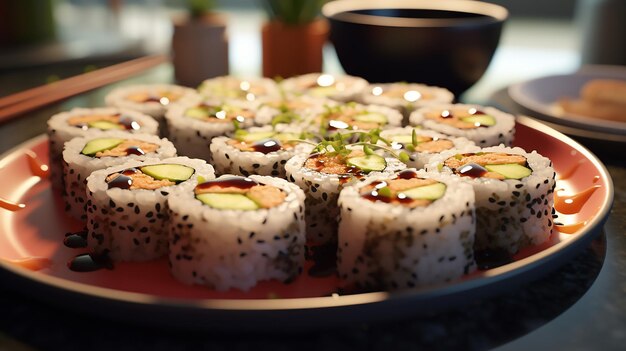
285;145;406;244
360;83;455;123
280;73;368;102
210;126;314;178
301;102;403;136
409;104;516;147
164;97;257;162
47;107;159;190
426;145;556;253
379;127;477;169
167;175;306;291
62;131;177;221
197;76;281;101
337;169;476;290
85;157;214;262
105;84;196;136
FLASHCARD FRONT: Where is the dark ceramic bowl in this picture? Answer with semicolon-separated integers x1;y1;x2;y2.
322;0;508;96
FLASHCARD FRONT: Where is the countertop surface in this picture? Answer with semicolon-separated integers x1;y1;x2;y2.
0;13;624;351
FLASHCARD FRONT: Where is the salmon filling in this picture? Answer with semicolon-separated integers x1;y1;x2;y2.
106;169;175;190
445;153;527;180
95;140;159;157
393;135;455;153
361;178;439;207
304;150;365;175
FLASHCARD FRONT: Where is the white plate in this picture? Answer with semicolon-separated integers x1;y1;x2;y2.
508;65;626;142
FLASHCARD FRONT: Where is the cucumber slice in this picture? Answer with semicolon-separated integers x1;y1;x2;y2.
353;112;387;124
88;120;124;130
401;182;446;200
485;164;532;179
461;115;496;127
81;138;124;156
347;154;386;172
236;131;276;143
185;107;210;119
390;135;414;144
195;193;259;210
140;164;195;183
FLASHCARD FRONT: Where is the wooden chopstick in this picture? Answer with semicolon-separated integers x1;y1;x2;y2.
0;54;169;124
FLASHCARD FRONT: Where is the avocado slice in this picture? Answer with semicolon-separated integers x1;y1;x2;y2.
461;115;496;127
88;120;124;130
354;112;387;124
195;193;259;210
401;182;447;200
185;107;210;119
81;138;124;156
236;131;276;143
485;164;532;179
140;164;195;183
347;154;387;172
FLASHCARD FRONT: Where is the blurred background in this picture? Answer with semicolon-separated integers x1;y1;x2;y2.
0;0;622;101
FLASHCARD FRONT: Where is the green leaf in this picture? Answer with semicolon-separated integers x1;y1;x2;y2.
399;152;410;163
377;186;392;198
363;145;374;156
411;129;418;147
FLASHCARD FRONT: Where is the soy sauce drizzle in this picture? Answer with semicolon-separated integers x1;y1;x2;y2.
252;139;281;154
125;146;145;156
474;249;513;270
107;168;139;190
119;116;141;131
67;252;113;272
196;176;258;191
397;170;418;179
459;163;488;178
25;150;50;178
64;230;88;248
0;198;25;211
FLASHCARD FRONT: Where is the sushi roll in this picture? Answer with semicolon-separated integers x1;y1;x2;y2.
379;127;476;169
210;126;314;178
165;97;256;162
338;169;476;290
301;102;403;136
105;84;196;136
409;104;516;147
167;175;306;291
280;73;368;102
47;107;159;190
360;83;455;122
426;145;556;253
197;76;281;101
85;157;215;261
62;131;177;221
254;95;337;126
285;145;405;244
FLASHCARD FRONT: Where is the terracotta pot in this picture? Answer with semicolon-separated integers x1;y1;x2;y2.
262;18;329;79
172;13;229;87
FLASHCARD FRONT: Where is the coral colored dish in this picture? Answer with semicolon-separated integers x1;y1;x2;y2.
0;116;613;331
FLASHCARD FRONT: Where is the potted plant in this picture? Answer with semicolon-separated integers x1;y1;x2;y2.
171;0;229;87
261;0;329;79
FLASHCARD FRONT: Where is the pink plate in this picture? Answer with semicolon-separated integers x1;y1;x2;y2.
0;116;614;331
